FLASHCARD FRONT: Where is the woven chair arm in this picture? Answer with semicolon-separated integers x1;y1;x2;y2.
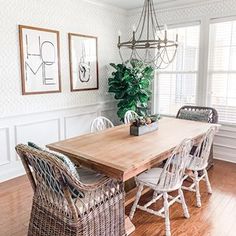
65;173;114;192
16;144;113;192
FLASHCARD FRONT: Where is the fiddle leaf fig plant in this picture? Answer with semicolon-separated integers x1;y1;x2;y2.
108;59;154;121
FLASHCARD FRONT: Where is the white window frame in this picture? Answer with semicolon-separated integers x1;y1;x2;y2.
152;21;201;116
206;16;236;125
152;15;236;126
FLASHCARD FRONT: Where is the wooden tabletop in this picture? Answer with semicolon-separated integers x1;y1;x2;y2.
47;117;219;181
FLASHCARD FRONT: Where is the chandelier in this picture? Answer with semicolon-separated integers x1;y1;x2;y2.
117;0;178;69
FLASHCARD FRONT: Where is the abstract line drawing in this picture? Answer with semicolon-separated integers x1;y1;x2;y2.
69;33;98;92
19;25;61;95
79;42;91;83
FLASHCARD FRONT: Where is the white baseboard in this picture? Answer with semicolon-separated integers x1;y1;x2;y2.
214;152;236;164
0;162;25;183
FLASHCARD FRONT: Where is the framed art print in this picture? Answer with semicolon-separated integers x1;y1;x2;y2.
69;33;99;92
19;25;61;95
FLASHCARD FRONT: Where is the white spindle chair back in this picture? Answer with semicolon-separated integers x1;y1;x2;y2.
124;110;139;124
157;139;193;191
90;116;114;133
188;126;216;171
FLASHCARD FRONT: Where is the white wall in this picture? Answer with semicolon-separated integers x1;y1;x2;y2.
127;0;236;164
0;0;127;182
1;0;236;182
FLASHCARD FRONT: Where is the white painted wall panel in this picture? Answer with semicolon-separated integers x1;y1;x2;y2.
0;102;117;182
15;119;60;148
65;112;97;139
0;128;10;166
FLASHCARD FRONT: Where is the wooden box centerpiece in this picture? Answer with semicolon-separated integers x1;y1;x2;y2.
130;114;160;136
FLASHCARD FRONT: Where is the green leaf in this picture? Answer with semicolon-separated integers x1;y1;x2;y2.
139;94;149;103
140;79;150;88
108;61;153;121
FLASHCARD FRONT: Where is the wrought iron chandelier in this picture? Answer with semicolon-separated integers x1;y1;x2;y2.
117;0;178;69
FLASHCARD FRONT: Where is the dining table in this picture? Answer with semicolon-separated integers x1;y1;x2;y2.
47;117;220;235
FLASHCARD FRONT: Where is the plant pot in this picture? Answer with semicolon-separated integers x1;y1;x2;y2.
130;121;158;136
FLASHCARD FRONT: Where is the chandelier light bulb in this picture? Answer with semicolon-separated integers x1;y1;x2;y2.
164;24;168;31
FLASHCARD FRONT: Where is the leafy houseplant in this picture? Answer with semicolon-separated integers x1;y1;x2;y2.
108;60;154;121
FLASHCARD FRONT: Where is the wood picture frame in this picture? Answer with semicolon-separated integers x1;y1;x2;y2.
68;33;99;92
19;25;61;95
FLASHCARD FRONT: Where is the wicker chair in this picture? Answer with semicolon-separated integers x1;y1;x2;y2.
15;144;125;236
176;105;218;169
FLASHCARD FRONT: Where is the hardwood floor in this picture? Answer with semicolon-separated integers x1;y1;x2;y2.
0;160;236;236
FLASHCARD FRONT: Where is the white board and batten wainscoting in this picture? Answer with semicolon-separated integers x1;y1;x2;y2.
1;102;235;182
0;101;119;182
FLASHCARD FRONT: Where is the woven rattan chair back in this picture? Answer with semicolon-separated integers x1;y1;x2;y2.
188;127;217;171
176;105;218;169
15;144;125;236
124;110;139;124
176;105;218;124
157;139;193;191
90;116;114;133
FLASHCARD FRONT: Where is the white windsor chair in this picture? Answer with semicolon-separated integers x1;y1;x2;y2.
129;139;193;236
90;116;114;133
182;126;217;207
124;110;139;124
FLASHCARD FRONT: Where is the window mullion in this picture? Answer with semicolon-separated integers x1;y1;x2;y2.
197;17;210;106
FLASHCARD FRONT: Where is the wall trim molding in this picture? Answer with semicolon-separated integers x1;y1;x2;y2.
214;152;236;164
0;101;116;120
64;111;98;139
0;101;117;182
128;0;227;16
0;127;11;166
214;143;236;151
82;0;128;15
14;117;61;145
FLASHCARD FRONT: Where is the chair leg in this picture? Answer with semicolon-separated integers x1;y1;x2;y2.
153;190;158;198
204;168;212;194
129;184;144;220
163;192;171;236
178;188;190;219
194;170;201;208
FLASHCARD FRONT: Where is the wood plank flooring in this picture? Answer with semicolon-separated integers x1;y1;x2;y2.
1;160;236;236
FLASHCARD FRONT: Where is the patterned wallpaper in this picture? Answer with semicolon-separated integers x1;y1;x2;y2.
128;0;236;29
1;0;236;118
0;0;127;117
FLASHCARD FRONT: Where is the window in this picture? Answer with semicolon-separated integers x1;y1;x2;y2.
155;24;200;116
208;20;236;123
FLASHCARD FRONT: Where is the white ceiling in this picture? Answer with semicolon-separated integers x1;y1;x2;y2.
97;0;178;10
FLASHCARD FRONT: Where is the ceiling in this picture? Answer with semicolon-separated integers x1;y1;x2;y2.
98;0;178;10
